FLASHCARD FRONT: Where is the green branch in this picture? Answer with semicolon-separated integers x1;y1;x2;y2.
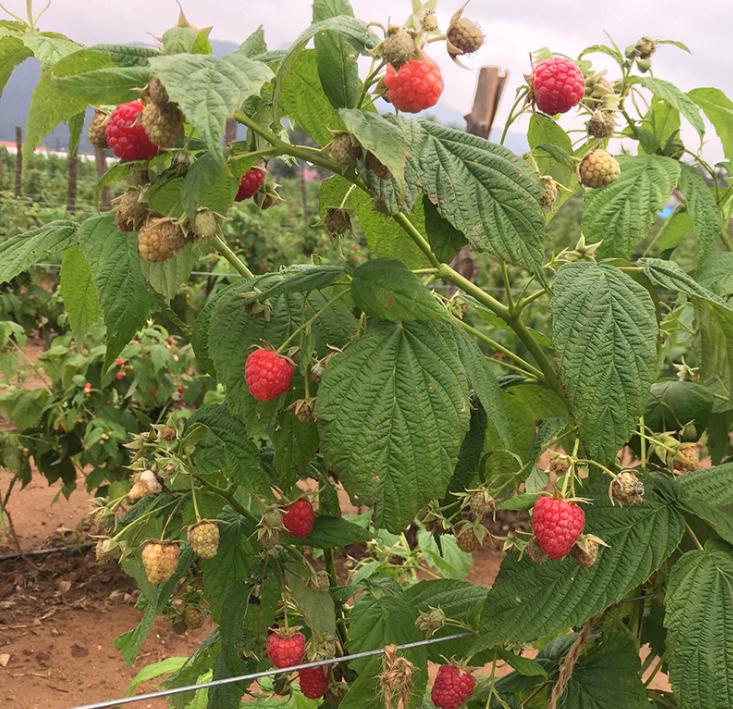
212;233;254;279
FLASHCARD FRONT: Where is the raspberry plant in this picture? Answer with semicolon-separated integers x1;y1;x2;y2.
1;2;733;707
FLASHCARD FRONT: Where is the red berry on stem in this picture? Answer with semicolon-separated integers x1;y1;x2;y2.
115;357;125;367
282;499;315;538
383;55;444;113
105;101;159;161
531;496;585;559
266;630;306;668
235;167;265;201
115;371;125;381
298;665;329;699
431;664;476;709
531;57;585;115
244;349;295;401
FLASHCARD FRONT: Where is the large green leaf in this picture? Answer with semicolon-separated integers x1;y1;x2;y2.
528;113;574;185
52;65;151;105
695;299;733;394
0;221;77;283
689;88;733;162
644;380;714;434
640;257;732;308
77;215;153;368
676;463;733;507
665;544;733;709
351;258;447;321
139;246;196;301
149;50;273;162
315;321;471;532
552;262;658;462
678;163;719;264
21;32;79;67
582;155;681;258
631;77;704;136
59;245;102;337
640;99;681;155
0;36;32;97
474;478;684;651
401;120;546;273
285;560;336;637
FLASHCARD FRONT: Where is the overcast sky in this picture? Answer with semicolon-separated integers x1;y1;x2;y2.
6;0;733;159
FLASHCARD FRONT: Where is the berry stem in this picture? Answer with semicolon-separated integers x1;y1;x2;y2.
211;233;254;279
684;521;704;551
189;474;201;523
639;415;647;471
276;289;349;354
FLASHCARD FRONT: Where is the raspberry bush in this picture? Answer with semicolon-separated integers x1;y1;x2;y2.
1;2;732;708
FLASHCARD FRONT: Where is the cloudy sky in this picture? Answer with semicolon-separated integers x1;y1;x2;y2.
6;0;733;159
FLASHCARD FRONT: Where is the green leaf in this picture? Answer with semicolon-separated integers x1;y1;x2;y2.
312;0;360;108
552;262;658;462
315;321;471;532
640;99;680;155
694;299;733;394
77;215;153;369
678;164;719;264
402;120;546;273
339;109;408;188
698;252;733;299
279;49;343;146
656;208;692;251
52;66;151;105
676;463;733;507
528;113;574;185
272;410;319;488
89;43;159;67
21;32;79;67
496;650;548;678
149;51;273;162
127;657;188;694
237;27;267;59
285;560;336;636
191;282;234;376
139;246;196;301
181;153;239;219
644;380;714;434
689;87;733;163
631;76;704;136
665;544;733;709
678;496;733;545
247;265;347;302
583;155;681;258
283;516;372;548
59;246;101;337
639;257;731;308
474;479;684;651
351;259;447;321
0;36;32;98
495;492;540;511
423;197;466;262
0;221;77;284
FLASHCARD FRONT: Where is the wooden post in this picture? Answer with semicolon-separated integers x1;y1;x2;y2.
66;145;78;214
224;118;237;144
14;126;22;197
95;145;111;211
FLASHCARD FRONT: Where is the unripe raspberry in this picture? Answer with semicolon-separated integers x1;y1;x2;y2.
420;11;439;32
539;175;558;210
192;210;219;240
88;111;109;149
636;57;652;73
141;102;183;148
383;55;444;113
188;520;220;558
183;606;204;629
454;522;483;552
141;541;180;584
235;167;265;201
461;488;495;518
586;110;616;138
584;74;615;110
431;664;476;709
675;443;699;473
324;208;351;236
610;470;645;505
530;57;585;115
634;36;656;59
380;27;417;69
447;17;484;57
578;148;620;188
415;607;447;635
105;100;159;161
329;133;360;169
138;219;188;262
147;76;170;106
139;469;162;493
525;537;548;564
570;536;599;568
244;348;295;401
114;188;148;232
127;480;149;502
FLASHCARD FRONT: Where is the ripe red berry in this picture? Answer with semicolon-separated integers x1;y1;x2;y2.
266;630;306;668
431;664;476;709
282;499;315;538
105;101;159;161
383;55;444;113
244;349;295;401
298;666;329;699
115;371;125;381
530;57;585;115
115;357;125;366
235;167;265;201
531;496;585;559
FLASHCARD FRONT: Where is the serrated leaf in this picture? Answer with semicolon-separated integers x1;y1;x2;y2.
678;164;719;264
0;36;32;97
315;320;471;531
402;120;546;273
644;380;714;434
272;409;319;488
582;155;681;258
139;246;196;301
149;51;272;162
640;99;680;156
247;265;347;302
679;495;733;544
423;197;466;262
191;282;235;376
21;32;79;67
181;152;239;219
639;257;731;308
0;221;77;283
76;215;153;368
52;65;151;105
676;463;733;507
351;258;447;321
528;113;574;185
665;544;733;709
631;76;704;136
474;479;684;651
695;300;733;394
689;87;733;163
285;560;336;636
59;246;101;337
552;262;658;462
89;43;159;67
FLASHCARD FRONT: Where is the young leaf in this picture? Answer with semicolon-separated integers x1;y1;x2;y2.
552;262;658;462
665;544;733;709
52;66;151;105
689;87;733;163
582;154;680;258
630;77;704;136
315;321;471;532
528;113;574;185
0;221;77;284
59;246;102;337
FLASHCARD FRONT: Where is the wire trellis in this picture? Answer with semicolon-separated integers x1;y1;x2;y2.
68;631;473;709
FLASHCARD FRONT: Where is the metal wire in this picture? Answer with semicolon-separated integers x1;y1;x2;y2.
68;631;473;709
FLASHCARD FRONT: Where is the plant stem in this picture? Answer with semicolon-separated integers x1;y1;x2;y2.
276;289;348;354
643;656;664;687
393;212;441;268
229;146;281;162
211;233;254;278
194;475;257;524
324;548;349;649
639;415;647;471
515;288;547;312
501;262;515;312
684;521;704;551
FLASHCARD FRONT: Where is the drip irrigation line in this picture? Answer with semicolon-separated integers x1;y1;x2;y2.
68;631;473;709
0;540;95;562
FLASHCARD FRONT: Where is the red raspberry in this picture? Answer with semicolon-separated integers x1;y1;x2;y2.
298;666;329;699
244;349;295;401
115;357;125;367
235;167;265;201
266;630;306;668
530;57;585;115
105;101;159;161
282;499;315;538
383;55;444;113
115;371;125;381
431;664;476;709
531;496;585;559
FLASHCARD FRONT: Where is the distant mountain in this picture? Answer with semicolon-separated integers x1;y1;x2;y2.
0;39;527;156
